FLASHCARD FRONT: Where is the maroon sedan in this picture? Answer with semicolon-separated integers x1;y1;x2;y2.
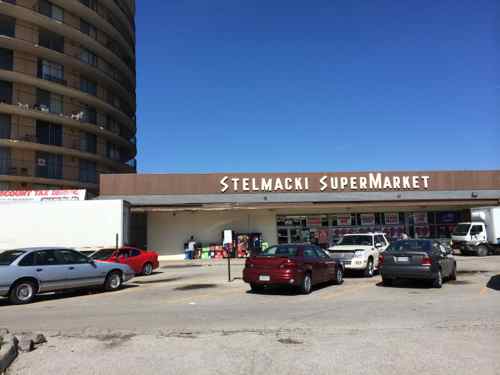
243;244;344;294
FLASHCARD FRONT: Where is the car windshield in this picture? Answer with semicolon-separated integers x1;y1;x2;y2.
79;251;95;256
259;245;298;257
90;249;116;260
337;235;373;246
387;240;432;252
452;224;470;236
0;250;27;265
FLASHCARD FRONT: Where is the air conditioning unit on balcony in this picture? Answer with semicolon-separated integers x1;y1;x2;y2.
37;158;47;167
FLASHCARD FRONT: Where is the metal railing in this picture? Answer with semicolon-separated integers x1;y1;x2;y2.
80;0;136;49
0;120;136;162
0;12;135;94
39;73;67;86
1;86;136;147
6;51;135;119
13;0;137;72
0;157;101;184
0;157;135;184
112;0;135;30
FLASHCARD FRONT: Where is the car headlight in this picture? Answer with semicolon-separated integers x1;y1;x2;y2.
353;250;365;258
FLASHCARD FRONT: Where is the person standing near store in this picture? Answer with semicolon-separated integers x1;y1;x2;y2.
187;235;196;259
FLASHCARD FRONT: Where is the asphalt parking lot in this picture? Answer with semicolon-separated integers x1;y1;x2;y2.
3;255;500;375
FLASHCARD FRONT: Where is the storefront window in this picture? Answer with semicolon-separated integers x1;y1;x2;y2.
277;216;307;227
331;214;356;226
277;229;288;244
359;213;376;226
321;215;329;227
276;210;466;245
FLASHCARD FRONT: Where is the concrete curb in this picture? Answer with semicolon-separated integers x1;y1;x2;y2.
0;333;18;373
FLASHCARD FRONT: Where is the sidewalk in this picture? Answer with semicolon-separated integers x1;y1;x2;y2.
159;258;246;268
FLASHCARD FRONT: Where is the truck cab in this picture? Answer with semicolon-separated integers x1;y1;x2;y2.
452;222;489;256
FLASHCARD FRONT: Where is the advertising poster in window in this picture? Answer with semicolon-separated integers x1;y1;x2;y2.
384;213;399;225
437;212;458;224
336;214;352;226
223;230;233;245
360;213;375;226
308;216;321;227
415;226;431;238
414;212;428;225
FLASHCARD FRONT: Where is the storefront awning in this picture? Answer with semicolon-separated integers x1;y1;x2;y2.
96;190;500;212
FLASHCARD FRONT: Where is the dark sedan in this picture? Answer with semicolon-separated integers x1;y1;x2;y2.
243;244;344;294
379;239;456;288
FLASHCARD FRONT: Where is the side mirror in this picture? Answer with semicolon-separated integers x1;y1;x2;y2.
375;242;383;248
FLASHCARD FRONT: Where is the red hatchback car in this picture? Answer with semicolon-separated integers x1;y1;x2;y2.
243;244;344;294
91;247;159;276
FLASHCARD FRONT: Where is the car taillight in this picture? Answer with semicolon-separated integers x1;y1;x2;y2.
421;256;432;266
280;260;298;269
378;254;384;266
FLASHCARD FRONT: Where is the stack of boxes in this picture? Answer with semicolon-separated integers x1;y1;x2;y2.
185;235;264;260
212;245;224;259
201;246;210;259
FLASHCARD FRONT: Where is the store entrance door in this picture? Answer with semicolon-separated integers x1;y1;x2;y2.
278;228;311;244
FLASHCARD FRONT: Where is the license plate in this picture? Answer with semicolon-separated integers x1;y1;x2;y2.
259;275;270;282
396;257;409;262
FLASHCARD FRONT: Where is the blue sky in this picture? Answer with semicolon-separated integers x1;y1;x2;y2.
135;0;498;173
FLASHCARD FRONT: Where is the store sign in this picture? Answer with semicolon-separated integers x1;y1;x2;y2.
384;212;400;225
360;213;376;226
219;173;431;193
220;176;310;192
0;190;86;202
319;174;430;192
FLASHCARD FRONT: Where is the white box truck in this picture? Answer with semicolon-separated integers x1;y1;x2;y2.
0;200;130;251
451;206;500;256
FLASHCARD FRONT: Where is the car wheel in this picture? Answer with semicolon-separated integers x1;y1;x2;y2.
477;245;488;257
432;270;443;288
250;283;264;293
142;262;154;276
9;280;37;305
104;271;122;291
300;274;312;294
334;267;344;285
449;264;457;281
364;258;374;278
382;277;393;286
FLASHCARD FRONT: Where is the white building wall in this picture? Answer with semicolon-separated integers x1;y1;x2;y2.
148;210;277;257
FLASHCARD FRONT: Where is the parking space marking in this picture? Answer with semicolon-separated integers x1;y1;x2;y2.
164;287;243;305
319;283;375;301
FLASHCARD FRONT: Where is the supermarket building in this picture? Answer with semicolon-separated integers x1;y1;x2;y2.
100;170;500;258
